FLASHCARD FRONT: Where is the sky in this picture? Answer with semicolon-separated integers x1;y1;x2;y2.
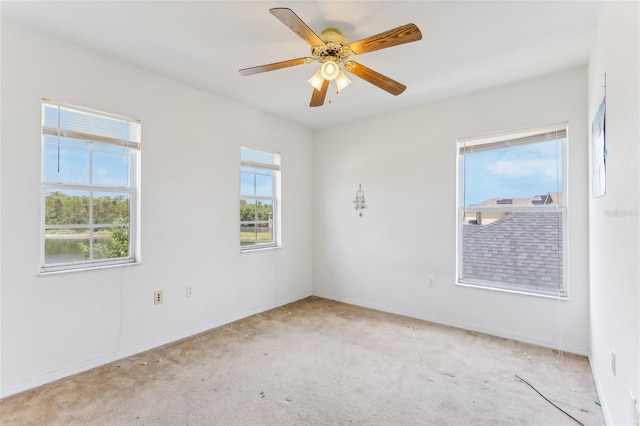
44;103;561;209
43;137;130;188
241;146;278;200
463;139;564;207
47;136;561;208
43;104;133;201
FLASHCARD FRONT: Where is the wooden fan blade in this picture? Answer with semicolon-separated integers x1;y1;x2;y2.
348;23;422;55
239;58;309;76
270;8;326;47
310;79;330;107
346;61;406;95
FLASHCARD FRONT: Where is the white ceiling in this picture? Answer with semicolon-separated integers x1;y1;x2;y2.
2;1;602;130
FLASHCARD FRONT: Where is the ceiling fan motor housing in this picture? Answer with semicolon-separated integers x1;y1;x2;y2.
321;28;349;44
312;28;353;65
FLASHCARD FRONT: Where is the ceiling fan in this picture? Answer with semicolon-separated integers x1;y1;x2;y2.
239;8;422;107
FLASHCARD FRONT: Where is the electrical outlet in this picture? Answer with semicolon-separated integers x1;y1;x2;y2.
186;285;193;298
428;276;436;288
611;348;616;376
154;290;163;305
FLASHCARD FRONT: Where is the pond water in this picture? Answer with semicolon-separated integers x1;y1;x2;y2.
45;237;88;263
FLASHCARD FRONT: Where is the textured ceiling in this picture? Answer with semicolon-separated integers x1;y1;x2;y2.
2;1;601;130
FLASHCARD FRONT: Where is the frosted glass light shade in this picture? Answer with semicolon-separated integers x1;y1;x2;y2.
335;70;352;92
320;61;339;80
307;69;324;91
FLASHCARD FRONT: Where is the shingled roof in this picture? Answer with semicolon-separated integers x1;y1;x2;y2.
462;211;563;291
471;192;563;207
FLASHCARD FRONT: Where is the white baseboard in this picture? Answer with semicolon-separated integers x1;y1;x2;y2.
1;291;312;399
589;354;612;425
327;295;590;356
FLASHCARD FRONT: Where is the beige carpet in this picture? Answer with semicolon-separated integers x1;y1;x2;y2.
1;297;604;425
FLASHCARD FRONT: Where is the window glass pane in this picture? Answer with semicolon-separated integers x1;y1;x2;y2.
45;190;90;225
256;201;274;244
44;228;90;264
255;227;273;245
463;139;563;207
256;172;273;197
240;171;255;196
93;151;129;186
44;135;88;149
95;144;129;154
256;200;273;222
240;199;274;246
92;227;130;259
93;192;129;224
43;143;89;184
462;211;563;292
240;199;257;222
240;225;257;246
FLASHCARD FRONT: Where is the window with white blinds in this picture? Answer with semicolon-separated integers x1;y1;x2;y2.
41;100;141;272
457;123;567;297
240;145;280;250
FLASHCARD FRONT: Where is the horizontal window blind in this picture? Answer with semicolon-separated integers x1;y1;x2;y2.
459;124;566;154
240;160;280;171
42;100;141;150
240;145;280;170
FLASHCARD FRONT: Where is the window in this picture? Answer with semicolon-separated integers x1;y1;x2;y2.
457;124;567;297
41;100;140;272
240;146;280;250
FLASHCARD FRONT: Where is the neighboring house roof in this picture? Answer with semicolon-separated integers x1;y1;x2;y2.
471;192;562;207
462;211;562;290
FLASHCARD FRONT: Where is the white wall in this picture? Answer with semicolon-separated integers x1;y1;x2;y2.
0;22;313;397
313;67;590;355
588;2;640;425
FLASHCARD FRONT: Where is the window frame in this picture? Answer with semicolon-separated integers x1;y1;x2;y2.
456;123;568;298
40;100;141;273
240;145;281;251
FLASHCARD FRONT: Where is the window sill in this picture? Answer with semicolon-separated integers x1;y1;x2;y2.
39;259;141;276
456;280;568;300
240;245;280;254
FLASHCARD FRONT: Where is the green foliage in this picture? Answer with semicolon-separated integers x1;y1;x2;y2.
80;223;129;260
93;196;129;224
240;199;272;227
46;192;89;224
46;191;130;260
46;191;128;225
108;226;130;257
240;200;255;222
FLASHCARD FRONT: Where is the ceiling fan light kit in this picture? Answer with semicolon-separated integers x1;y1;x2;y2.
320;60;339;80
308;69;325;91
335;70;352;93
239;8;422;107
